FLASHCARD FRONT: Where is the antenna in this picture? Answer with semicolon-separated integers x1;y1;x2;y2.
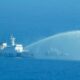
10;34;16;46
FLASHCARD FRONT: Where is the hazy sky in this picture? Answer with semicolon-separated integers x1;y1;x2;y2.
0;0;80;44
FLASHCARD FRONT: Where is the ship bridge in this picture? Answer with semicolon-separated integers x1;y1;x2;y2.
0;34;28;57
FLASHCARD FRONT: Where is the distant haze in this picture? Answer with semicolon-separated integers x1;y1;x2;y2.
0;0;80;44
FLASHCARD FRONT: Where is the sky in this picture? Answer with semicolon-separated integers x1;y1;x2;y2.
0;0;80;44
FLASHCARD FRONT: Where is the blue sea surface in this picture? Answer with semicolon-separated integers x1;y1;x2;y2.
0;0;80;80
0;58;80;80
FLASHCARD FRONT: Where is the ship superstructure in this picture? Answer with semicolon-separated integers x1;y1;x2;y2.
0;35;27;57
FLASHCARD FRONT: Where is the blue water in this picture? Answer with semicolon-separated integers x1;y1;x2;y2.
0;0;80;80
0;58;80;80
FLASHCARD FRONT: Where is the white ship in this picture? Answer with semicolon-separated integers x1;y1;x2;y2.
0;34;29;57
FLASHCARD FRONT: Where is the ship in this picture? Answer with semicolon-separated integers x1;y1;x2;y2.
0;34;29;57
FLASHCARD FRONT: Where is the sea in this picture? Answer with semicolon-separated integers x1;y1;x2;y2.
0;0;80;80
0;57;80;80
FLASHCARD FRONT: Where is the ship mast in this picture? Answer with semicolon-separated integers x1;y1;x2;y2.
10;34;16;46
